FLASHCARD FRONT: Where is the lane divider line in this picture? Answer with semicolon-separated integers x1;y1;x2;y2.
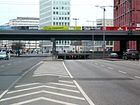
118;70;127;74
134;76;140;79
107;67;114;70
63;62;95;105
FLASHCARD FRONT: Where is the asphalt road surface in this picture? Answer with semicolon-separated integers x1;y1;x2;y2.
0;58;140;105
0;56;46;96
64;60;140;105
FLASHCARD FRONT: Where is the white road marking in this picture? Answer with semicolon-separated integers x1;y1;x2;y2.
1;65;5;68
15;83;40;88
10;97;77;105
59;80;74;84
118;70;127;74
33;73;69;78
0;90;85;102
7;63;11;65
95;63;98;65
107;67;114;70
101;65;105;67
8;85;80;94
50;83;76;88
63;62;95;105
134;76;140;79
0;61;43;100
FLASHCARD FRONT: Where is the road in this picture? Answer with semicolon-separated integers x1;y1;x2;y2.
64;60;140;105
0;58;140;105
0;56;46;96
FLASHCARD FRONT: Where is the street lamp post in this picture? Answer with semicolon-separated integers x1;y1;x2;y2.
86;20;96;59
72;18;79;53
73;18;79;26
128;0;132;35
95;5;112;58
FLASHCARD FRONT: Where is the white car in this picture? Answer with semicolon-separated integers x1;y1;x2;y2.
0;52;10;60
109;53;118;58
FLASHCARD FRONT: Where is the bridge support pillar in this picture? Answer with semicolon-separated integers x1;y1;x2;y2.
137;40;140;51
120;40;128;56
51;38;57;59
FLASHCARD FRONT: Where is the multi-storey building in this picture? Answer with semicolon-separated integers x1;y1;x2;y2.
0;17;40;52
96;19;114;26
40;0;70;27
9;17;39;30
114;0;140;51
40;0;71;53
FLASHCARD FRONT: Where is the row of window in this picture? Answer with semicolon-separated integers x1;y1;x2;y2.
53;11;70;15
53;17;69;20
56;40;71;45
53;1;70;5
53;6;70;10
53;22;70;26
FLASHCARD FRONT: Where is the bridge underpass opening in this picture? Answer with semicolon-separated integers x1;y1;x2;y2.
0;39;115;59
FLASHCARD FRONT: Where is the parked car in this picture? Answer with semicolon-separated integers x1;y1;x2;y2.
122;49;139;60
0;51;10;60
109;53;118;58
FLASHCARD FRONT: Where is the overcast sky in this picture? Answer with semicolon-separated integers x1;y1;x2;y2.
0;0;113;25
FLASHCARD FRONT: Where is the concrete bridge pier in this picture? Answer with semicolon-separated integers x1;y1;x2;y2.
120;40;128;57
137;40;140;51
51;38;57;59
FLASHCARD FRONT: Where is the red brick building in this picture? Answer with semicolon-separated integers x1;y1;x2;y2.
114;0;140;51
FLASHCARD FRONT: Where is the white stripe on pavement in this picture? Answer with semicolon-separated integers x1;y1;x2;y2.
0;90;85;102
10;97;77;105
50;83;76;88
59;80;74;84
8;85;80;94
15;83;40;88
118;70;127;74
63;62;95;105
135;76;140;79
107;67;114;70
0;61;43;100
33;73;69;78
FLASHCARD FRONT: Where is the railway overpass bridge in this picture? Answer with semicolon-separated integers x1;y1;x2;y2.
0;30;140;56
